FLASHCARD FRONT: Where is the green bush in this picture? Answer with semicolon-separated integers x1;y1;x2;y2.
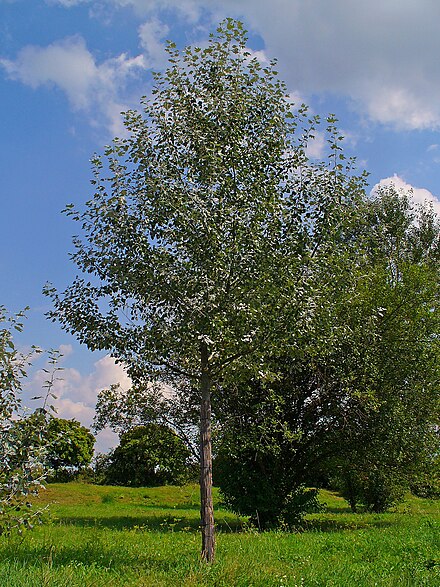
215;449;321;529
410;458;440;499
332;466;407;513
103;424;191;487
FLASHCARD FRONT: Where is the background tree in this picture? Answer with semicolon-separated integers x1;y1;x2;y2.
44;20;367;559
12;416;95;481
102;424;191;487
325;186;440;511
215;186;439;517
45;417;95;480
94;382;199;460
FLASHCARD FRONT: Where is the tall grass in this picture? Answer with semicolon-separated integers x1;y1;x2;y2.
0;483;438;586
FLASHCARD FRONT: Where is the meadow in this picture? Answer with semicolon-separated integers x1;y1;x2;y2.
0;483;438;587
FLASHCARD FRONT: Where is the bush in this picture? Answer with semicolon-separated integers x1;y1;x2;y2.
215;448;321;530
331;465;407;513
103;424;192;487
410;458;440;499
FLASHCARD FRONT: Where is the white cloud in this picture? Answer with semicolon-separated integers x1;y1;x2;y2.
365;87;440;131
288;91;307;109
11;2;440;132
95;428;119;454
28;353;131;452
59;343;74;358
138;17;169;69
229;0;440;130
1;36;96;109
242;47;270;66
93;0;440;131
0;36;146;133
373;174;440;216
306;131;326;159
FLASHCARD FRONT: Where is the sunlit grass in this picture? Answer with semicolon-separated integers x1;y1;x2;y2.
0;483;438;586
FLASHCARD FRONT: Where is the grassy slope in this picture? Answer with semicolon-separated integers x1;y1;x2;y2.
0;483;438;587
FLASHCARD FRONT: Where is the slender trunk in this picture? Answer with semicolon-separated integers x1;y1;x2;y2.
200;342;215;562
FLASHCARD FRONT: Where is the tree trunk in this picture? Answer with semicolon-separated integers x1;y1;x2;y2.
199;342;215;562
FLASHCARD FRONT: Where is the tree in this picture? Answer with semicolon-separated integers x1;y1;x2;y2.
0;307;51;535
12;416;95;481
215;185;439;516
46;417;95;479
325;186;440;511
103;424;191;487
214;365;325;529
94;382;200;460
44;20;366;560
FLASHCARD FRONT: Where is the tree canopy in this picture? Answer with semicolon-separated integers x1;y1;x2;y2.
215;185;440;517
102;424;191;487
45;417;95;479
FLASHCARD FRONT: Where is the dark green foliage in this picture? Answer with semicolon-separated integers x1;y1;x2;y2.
103;424;191;487
45;418;95;480
214;370;325;529
410;455;440;499
216;450;320;529
12;416;95;481
331;465;407;513
92;452;113;485
322;189;440;512
216;187;440;519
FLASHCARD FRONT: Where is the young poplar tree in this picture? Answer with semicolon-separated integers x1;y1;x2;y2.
45;20;362;560
1;308;59;535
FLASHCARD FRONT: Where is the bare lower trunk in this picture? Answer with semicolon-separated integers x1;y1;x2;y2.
200;343;215;562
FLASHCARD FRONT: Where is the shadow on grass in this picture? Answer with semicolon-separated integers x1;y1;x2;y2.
321;506;354;514
302;517;394;532
55;513;244;533
0;517;397;578
0;540;199;574
140;503;201;511
54;510;395;535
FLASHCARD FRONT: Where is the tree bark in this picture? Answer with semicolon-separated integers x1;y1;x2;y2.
199;342;215;562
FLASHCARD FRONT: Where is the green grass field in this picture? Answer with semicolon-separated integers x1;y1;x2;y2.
0;483;438;586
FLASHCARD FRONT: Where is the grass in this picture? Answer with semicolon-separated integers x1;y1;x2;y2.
0;483;438;586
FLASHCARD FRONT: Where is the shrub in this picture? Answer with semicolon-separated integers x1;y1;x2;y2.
215;448;321;530
103;424;191;487
331;465;407;513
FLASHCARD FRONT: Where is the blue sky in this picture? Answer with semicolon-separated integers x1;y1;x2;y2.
1;0;440;450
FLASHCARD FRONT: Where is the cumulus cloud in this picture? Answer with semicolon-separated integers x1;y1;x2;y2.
138;17;170;69
28;353;131;452
83;0;440;131
10;2;440;132
306;131;326;159
0;36;145;134
236;0;440;130
373;174;440;216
